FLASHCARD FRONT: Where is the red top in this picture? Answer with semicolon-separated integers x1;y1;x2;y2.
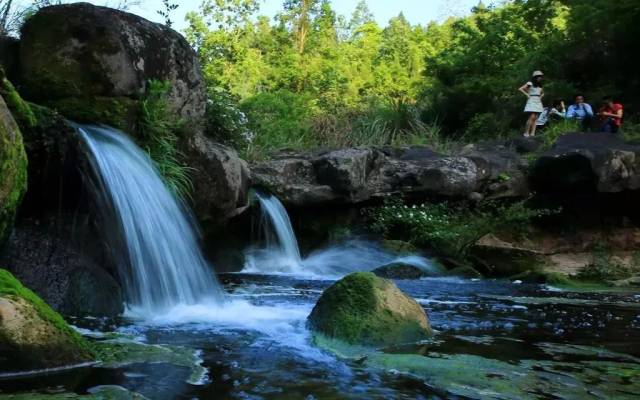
599;103;624;126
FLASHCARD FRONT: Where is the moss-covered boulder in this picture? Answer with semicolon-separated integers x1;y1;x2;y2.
18;3;206;130
0;269;94;371
307;272;432;346
0;92;28;246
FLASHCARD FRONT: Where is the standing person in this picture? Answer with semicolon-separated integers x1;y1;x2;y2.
536;99;566;130
566;94;594;130
598;96;624;133
519;71;545;137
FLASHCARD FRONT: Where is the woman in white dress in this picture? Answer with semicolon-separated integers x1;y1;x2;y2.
518;71;545;137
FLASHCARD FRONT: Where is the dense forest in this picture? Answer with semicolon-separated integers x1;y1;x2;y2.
2;0;639;156
180;0;640;158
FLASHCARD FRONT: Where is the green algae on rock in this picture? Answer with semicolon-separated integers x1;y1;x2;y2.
0;93;28;246
93;338;208;385
0;269;94;371
0;385;147;399
307;272;432;346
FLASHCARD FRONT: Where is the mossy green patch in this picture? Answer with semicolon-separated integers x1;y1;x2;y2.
307;272;431;346
93;338;207;384
0;269;93;356
45;96;138;133
313;334;640;399
0;67;36;128
0;385;147;399
0;94;28;245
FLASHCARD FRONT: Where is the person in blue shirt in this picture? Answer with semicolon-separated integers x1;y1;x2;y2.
565;94;594;130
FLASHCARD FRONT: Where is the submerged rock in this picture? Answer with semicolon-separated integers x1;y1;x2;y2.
470;234;547;276
0;91;28;246
308;272;432;346
0;269;93;372
18;3;206;129
372;263;429;280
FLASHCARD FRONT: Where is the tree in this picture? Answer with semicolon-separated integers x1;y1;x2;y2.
157;0;179;27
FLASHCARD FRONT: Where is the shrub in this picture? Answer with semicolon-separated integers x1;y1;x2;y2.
367;198;556;258
138;80;193;198
204;88;253;151
240;90;318;159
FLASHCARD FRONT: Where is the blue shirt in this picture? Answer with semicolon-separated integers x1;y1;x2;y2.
566;103;593;120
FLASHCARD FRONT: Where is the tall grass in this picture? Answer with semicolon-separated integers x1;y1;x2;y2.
138;80;193;198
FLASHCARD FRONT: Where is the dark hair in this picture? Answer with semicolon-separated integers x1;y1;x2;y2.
574;94;584;100
603;96;613;102
553;99;563;108
531;75;543;88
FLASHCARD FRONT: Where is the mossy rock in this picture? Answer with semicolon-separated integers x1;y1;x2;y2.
447;265;483;279
0;269;94;371
0;92;28;246
509;269;571;285
307;272;432;346
0;67;36;128
372;263;428;280
45;96;139;133
380;240;418;255
0;386;147;399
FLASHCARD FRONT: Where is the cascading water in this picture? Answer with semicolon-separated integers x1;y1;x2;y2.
245;192;304;272
78;124;223;315
244;192;443;277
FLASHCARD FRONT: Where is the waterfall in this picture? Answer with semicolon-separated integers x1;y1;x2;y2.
244;192;442;277
248;192;303;272
78;124;223;315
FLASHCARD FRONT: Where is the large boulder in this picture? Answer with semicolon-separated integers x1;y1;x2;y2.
180;132;250;226
18;3;206;129
307;272;432;346
0;269;94;372
252;145;529;206
531;132;640;193
0;93;28;246
0;216;124;318
372;263;430;280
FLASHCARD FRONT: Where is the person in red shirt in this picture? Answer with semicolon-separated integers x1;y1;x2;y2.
598;96;624;133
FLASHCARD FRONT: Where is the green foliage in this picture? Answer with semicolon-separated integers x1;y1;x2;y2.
187;0;638;153
0;68;36;128
367;198;556;258
138;80;192;198
0;269;93;355
240;89;317;157
204;88;253;150
541;119;579;148
577;249;640;282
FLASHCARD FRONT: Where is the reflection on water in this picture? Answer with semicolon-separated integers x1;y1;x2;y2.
1;275;639;399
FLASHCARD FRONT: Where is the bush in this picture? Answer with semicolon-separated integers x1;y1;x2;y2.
577;249;640;282
240;90;318;159
204;88;253;151
367;198;556;258
138;80;192;198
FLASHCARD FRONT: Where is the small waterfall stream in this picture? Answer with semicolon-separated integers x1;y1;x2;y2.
78;125;223;315
254;192;303;270
245;192;442;277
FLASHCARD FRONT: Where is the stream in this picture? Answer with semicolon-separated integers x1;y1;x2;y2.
2;274;639;399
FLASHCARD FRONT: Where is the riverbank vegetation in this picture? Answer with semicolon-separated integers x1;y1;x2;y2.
181;0;640;158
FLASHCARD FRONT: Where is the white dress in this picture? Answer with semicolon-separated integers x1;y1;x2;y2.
523;82;543;113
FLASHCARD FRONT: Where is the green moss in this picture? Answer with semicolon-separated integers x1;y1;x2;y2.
0;68;37;128
0;96;28;245
46;96;139;133
0;269;94;356
308;272;431;346
509;269;571;285
93;339;207;384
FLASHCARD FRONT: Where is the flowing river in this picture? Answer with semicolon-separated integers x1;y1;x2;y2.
1;274;639;399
